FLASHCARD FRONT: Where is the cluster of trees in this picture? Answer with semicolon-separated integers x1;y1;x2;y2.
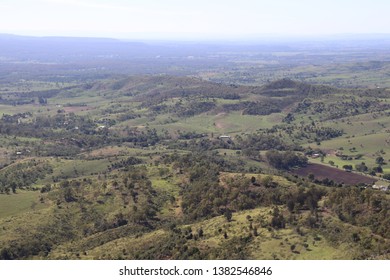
116;112;140;122
269;123;343;143
0;112;108;143
177;131;205;140
325;187;390;239
150;101;216;118
266;150;308;170
1;112;32;123
261;78;335;98
0;110;171;156
340;161;385;176
0;111;164;153
171;152;246;220
122;128;160;147
355;162;368;172
237;133;297;151
176;101;216;117
0;160;53;193
294;97;389;120
221;98;298;116
34;113;96;132
134;79;242;106
175;152;318;222
109;157;143;170
222;100;285;116
167;137;235;152
302;125;343;141
242;101;283;116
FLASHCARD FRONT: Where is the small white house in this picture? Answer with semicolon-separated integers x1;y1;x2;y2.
372;185;389;191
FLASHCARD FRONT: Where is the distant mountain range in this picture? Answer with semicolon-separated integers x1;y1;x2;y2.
2;33;390;63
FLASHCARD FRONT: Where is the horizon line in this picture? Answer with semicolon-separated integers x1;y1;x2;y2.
2;32;390;42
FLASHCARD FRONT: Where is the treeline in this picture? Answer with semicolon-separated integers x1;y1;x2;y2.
0;87;75;106
136;83;241;107
167;138;233;151
167;151;242;173
176;101;216;117
122;128;161;147
294;97;390;120
167;131;299;153
237;133;298;151
265;150;308;170
261;78;336;97
266;123;343;143
109;157;144;170
152;98;296;118
223;100;282;115
1;112;32;123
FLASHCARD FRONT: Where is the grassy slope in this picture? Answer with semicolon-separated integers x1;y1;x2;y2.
0;190;46;219
47;207;352;260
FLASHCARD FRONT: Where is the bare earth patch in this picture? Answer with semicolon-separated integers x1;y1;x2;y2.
63;106;93;113
292;163;375;185
215;112;226;129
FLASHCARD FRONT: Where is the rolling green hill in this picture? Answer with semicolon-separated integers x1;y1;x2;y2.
0;76;389;260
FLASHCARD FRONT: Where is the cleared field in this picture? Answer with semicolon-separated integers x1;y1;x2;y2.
40;158;111;183
308;133;390;154
292;163;375;185
0;191;44;219
304;132;390;172
220;112;280;133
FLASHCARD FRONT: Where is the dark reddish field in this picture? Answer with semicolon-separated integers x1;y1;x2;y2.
292;163;375;185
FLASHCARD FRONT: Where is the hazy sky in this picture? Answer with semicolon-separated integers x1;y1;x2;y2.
1;0;390;39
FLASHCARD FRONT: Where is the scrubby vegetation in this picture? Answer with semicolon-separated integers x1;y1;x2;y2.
1;36;390;260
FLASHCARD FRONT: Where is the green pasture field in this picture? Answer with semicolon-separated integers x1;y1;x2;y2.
0;104;43;115
0;81;74;95
81;146;157;159
39;158;112;183
320;111;390;137
147;111;282;136
0;190;45;219
307;133;390;171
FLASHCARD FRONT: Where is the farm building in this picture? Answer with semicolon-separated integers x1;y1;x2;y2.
372;185;389;191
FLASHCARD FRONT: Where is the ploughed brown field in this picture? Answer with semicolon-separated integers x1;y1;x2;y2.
292;163;375;185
